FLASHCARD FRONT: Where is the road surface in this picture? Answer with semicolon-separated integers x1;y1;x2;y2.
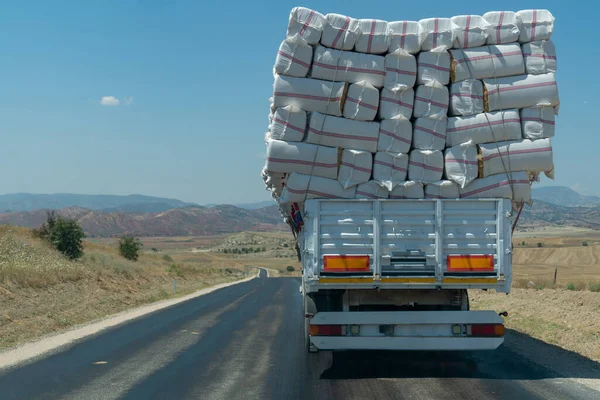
1;270;599;399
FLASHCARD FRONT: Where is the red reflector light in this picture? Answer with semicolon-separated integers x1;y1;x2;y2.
470;324;504;337
310;325;343;336
323;255;370;272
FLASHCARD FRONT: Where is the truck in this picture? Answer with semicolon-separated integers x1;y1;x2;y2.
299;198;515;353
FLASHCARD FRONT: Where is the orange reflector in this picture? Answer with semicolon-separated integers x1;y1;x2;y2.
447;255;494;272
470;324;504;337
323;255;370;272
310;325;343;336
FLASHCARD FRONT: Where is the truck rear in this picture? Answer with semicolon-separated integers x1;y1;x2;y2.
300;198;513;352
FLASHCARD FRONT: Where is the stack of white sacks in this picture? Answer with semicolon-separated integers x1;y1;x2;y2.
262;8;558;223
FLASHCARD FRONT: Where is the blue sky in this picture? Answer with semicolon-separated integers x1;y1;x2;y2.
0;0;595;204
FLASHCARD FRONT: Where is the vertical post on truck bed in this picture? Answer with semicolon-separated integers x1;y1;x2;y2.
435;200;443;282
373;200;381;278
497;199;505;280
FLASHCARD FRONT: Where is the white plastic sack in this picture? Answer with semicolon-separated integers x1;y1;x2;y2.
272;75;347;117
311;45;386;88
425;181;460;199
483;11;520;45
373;152;409;190
516;10;554;43
451;15;490;48
286;7;326;45
264;139;339;179
281;173;356;202
444;141;478;188
338;149;373;189
274;35;313;78
417;49;450;85
343;81;379;121
522;40;557;75
355;19;390;54
483;73;559;112
413;83;449;119
446;109;522;147
479;138;554;178
388;21;423;54
378;117;412;154
379;87;414;119
321;13;360;50
355;181;389;199
413;118;447;150
450;44;525;82
389;181;425;199
520;107;555;139
460;171;531;203
268;105;306;142
262;169;288;198
408;150;444;183
450;79;484;116
384;50;417;89
419;18;458;51
307;113;380;153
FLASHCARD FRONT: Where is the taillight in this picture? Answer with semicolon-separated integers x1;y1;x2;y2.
470;324;504;337
310;325;343;336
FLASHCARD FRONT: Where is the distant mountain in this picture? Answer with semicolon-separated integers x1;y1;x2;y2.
520;200;600;229
0;204;285;237
0;193;197;213
234;201;275;210
532;186;600;207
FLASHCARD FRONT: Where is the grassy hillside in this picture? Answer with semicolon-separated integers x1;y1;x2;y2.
0;225;251;350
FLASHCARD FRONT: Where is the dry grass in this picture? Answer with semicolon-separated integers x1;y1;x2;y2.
471;289;600;362
0;226;251;350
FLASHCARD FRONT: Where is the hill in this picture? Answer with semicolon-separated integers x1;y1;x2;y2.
520;200;600;229
0;205;285;237
532;186;600;207
0;193;196;213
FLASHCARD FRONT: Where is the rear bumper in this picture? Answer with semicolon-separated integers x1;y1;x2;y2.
311;336;503;351
309;310;504;351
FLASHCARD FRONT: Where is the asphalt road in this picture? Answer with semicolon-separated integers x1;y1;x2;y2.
1;270;599;399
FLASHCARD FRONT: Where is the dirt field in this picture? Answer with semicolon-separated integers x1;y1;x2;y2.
471;289;600;362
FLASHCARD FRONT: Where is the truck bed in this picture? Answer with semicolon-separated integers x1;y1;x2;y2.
300;198;514;293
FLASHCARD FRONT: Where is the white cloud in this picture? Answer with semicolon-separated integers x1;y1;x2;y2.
100;96;120;106
124;96;134;105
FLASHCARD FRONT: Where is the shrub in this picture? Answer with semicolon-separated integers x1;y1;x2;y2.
286;265;295;272
119;235;143;261
582;242;589;247
47;214;85;260
151;247;159;252
589;283;600;292
261;247;266;252
168;263;184;277
537;243;543;248
283;243;289;248
566;282;576;291
162;254;174;262
522;241;526;246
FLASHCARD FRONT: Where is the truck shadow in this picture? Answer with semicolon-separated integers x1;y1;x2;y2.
319;329;600;381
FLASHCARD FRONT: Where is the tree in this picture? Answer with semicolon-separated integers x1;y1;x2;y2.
50;216;85;260
286;265;295;272
119;235;143;261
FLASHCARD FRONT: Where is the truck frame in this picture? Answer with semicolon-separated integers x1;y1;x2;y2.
299;198;513;352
